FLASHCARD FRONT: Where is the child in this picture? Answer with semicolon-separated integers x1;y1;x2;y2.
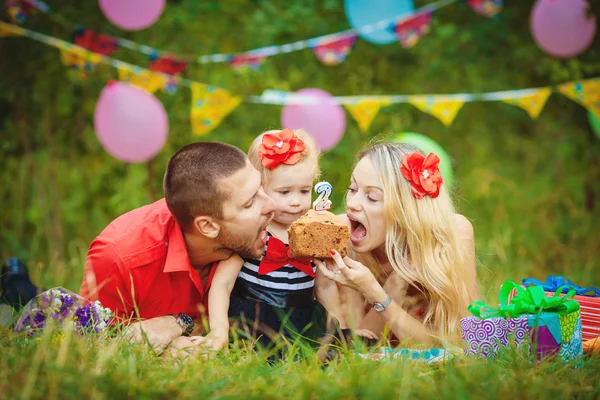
203;128;348;350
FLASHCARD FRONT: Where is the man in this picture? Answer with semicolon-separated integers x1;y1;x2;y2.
80;142;276;354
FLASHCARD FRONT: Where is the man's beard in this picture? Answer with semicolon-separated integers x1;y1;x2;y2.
215;225;264;259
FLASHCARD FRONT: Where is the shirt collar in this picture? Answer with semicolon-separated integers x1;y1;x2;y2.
163;219;194;273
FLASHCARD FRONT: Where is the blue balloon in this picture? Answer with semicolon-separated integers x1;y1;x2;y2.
344;0;415;45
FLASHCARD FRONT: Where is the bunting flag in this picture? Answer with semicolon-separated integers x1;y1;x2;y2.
557;79;600;119
501;88;552;119
345;99;391;132
14;0;493;67
3;22;600;140
408;96;465;126
312;34;357;66
5;0;35;25
389;12;433;49
148;54;188;76
466;0;503;19
229;54;267;71
190;83;242;136
74;28;118;56
117;67;168;94
59;47;102;81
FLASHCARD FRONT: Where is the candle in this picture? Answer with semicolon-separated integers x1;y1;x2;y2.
313;181;332;214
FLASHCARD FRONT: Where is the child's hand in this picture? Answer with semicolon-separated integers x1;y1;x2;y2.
197;331;229;351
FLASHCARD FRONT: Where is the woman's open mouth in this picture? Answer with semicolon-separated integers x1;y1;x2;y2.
348;215;367;245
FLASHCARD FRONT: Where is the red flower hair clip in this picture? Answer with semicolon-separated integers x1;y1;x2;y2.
400;152;443;199
258;129;306;169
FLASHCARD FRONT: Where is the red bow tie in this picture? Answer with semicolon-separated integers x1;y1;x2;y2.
258;236;315;278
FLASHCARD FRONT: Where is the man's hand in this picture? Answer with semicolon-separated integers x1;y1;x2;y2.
123;315;183;353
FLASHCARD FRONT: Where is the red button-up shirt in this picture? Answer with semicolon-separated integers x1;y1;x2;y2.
80;199;217;321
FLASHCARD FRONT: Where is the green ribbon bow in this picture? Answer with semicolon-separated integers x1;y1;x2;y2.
468;280;580;319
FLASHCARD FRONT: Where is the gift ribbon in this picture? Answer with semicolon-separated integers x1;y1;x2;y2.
468;280;580;319
522;276;600;297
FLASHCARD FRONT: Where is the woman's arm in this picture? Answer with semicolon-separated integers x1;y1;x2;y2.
206;254;244;350
316;251;439;345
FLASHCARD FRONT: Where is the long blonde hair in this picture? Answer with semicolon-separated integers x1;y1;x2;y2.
247;128;321;184
354;142;475;336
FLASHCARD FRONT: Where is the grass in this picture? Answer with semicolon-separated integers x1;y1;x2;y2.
1;320;599;400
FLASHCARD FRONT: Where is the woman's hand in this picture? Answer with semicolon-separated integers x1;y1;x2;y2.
315;250;380;296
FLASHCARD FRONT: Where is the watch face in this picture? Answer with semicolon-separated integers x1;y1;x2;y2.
179;313;193;326
373;303;384;312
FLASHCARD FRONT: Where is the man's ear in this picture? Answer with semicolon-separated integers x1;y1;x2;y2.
193;215;221;239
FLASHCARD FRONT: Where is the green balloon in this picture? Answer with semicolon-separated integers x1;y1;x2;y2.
394;132;454;189
589;112;600;139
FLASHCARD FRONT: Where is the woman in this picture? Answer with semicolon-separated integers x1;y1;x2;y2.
316;142;478;346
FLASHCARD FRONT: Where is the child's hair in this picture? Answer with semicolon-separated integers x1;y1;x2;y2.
352;141;477;338
248;128;321;184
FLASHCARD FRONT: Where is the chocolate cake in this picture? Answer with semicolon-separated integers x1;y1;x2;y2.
288;209;349;259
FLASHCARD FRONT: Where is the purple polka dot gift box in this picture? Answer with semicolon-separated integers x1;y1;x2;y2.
461;280;583;362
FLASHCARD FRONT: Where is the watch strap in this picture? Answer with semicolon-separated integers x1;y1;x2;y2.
373;294;392;312
170;313;194;336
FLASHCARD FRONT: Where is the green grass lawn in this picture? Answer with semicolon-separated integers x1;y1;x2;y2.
1;315;599;400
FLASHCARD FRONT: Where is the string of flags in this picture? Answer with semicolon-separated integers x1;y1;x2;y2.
4;0;503;70
0;21;598;137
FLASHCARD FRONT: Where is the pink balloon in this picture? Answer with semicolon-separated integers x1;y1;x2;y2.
94;82;168;163
281;89;346;152
99;0;165;31
530;0;596;58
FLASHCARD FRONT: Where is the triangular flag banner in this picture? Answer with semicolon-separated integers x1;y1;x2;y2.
312;34;357;66
74;28;118;56
557;78;600;119
466;0;503;19
190;83;242;136
389;12;433;49
345;99;391;132
6;0;35;25
408;96;464;126
148;54;188;76
502;88;552;119
229;54;267;71
59;47;102;80
117;67;167;94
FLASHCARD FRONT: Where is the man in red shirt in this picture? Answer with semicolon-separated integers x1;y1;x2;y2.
80;142;276;354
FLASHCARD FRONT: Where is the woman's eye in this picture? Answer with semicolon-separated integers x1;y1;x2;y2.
301;190;310;194
347;187;356;193
367;196;377;203
244;200;254;208
279;191;289;195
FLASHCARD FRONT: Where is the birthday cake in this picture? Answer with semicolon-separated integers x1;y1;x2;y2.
288;209;349;259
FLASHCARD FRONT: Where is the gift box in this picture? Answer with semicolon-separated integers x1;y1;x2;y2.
508;276;600;341
462;281;583;362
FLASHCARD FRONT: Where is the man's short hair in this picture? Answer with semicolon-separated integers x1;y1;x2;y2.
163;142;248;230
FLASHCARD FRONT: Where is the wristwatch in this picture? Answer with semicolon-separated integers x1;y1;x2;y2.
373;294;392;312
170;313;194;336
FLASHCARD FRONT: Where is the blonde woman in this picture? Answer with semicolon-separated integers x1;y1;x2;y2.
316;142;478;345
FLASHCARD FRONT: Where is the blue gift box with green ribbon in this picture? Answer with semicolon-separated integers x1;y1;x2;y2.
461;281;583;361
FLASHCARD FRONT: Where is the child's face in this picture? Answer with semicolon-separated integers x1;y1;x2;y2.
263;158;316;227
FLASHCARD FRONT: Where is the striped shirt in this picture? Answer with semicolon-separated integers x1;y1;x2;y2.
237;233;316;291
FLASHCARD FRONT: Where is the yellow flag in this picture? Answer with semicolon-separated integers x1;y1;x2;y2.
408;96;464;126
0;23;20;37
59;48;102;80
344;99;391;132
557;79;600;120
118;67;167;94
190;83;242;136
502;88;552;119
